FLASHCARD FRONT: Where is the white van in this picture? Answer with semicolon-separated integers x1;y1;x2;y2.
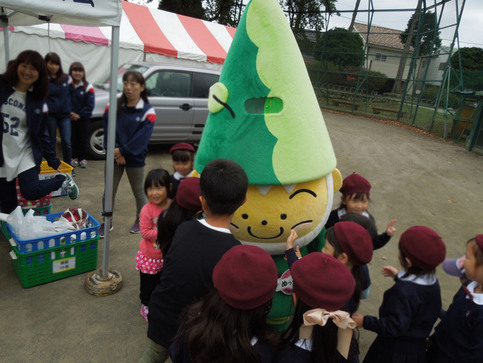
88;62;220;159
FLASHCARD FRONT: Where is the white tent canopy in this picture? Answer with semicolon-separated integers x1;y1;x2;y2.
0;0;121;279
1;2;235;82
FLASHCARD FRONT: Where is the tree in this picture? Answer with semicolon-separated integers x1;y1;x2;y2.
450;47;483;71
450;47;483;91
281;0;337;32
400;10;442;56
159;0;205;19
315;27;364;69
204;0;242;27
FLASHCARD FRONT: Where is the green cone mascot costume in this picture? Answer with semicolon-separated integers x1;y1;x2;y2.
195;0;342;330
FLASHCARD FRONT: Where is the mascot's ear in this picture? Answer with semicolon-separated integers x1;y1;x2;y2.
332;168;342;193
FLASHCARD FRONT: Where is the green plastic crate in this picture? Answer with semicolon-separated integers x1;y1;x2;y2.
9;238;98;288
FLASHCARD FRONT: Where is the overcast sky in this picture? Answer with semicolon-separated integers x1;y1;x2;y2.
142;0;482;49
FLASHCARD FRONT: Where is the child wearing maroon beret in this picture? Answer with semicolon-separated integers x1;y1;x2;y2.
275;252;357;363
352;226;446;363
169;143;195;195
169;245;278;363
325;172;396;250
156;177;203;257
427;234;483;362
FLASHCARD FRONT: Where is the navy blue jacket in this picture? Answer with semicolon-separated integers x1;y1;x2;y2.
46;77;71;118
363;275;441;352
69;82;95;121
0;77;60;172
103;99;155;167
430;281;483;362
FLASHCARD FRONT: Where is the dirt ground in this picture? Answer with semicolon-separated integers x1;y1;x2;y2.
0;110;482;362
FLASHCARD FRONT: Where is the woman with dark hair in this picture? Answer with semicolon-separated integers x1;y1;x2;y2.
69;61;95;168
44;52;72;166
100;71;155;237
0;50;79;214
169;245;278;363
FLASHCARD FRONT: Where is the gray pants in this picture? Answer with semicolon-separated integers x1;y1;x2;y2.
103;164;147;219
139;339;171;363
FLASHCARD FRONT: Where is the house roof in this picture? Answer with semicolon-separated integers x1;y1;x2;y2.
353;22;412;52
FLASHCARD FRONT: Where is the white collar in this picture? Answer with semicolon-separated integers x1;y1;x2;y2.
197;219;231;234
72;80;84;88
295;338;312;351
338;208;370;219
466;281;483;305
123;98;144;110
397;271;437;285
173;171;191;181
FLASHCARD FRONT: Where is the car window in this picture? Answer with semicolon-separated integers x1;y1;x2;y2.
147;71;191;98
192;72;219;98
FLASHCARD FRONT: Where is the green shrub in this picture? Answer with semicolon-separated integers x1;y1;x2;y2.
421;85;460;108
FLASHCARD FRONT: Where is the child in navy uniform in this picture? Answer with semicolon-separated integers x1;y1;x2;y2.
157;177;203;257
274;252;356;362
325;173;396;250
170;245;278;363
353;226;446;363
45;52;72;165
169;143;195;195
427;234;483;362
69;62;95;168
141;159;248;363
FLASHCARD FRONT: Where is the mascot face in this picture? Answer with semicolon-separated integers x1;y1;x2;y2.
230;173;337;255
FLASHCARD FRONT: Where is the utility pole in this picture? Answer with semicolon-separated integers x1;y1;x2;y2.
348;0;362;32
392;0;422;94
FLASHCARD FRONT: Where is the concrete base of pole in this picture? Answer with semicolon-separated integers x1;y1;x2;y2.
84;269;123;296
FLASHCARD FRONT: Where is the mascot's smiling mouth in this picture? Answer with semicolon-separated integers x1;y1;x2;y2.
248;227;284;239
231;220;314;240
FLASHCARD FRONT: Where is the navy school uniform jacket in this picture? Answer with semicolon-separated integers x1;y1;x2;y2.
147;220;241;349
430;280;483;362
169;337;273;363
46;77;71;118
103;99;155;167
325;209;391;250
69;81;95;121
0;77;60;171
363;272;441;356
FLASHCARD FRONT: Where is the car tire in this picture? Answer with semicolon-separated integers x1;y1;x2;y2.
88;119;106;160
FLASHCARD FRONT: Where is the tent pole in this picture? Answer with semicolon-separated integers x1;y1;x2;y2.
85;25;123;296
101;25;120;278
2;18;9;65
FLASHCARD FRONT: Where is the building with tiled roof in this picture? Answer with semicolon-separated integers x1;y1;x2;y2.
353;22;416;80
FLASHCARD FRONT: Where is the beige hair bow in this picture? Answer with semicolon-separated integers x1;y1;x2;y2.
299;309;356;359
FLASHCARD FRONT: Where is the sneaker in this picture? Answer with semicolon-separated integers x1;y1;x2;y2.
99;222;113;238
130;218;140;234
80;159;88;168
61;173;79;200
71;159;79;167
140;304;149;322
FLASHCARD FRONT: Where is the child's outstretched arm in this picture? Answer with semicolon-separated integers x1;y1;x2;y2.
285;229;301;268
385;219;397;237
382;265;399;279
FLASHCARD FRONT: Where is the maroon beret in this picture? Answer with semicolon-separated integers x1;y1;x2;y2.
476;234;483;252
291;253;355;310
399;226;446;270
176;177;201;211
213;245;277;310
334;221;373;266
169;142;195;154
340;173;371;196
